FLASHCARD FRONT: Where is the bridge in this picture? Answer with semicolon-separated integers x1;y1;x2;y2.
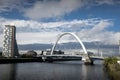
40;32;105;65
40;55;104;61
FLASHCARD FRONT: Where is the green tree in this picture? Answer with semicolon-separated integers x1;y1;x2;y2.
104;57;118;67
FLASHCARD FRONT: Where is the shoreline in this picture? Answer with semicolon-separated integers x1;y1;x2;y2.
104;57;120;80
0;58;43;64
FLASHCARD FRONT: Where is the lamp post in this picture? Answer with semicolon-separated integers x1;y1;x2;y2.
95;41;100;56
119;40;120;56
97;42;100;56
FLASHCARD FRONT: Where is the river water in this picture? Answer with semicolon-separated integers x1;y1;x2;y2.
0;61;109;80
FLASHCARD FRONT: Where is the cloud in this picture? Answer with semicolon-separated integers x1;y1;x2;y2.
90;20;113;33
0;0;31;13
16;32;60;44
95;0;120;5
75;20;116;44
0;0;119;20
23;0;120;20
0;18;112;32
23;0;83;20
0;17;119;47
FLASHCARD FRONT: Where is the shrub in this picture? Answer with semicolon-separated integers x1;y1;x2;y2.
104;57;118;67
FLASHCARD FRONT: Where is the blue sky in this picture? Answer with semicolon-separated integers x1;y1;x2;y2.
0;0;120;46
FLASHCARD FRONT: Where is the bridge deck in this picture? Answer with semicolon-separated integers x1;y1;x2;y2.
39;55;105;61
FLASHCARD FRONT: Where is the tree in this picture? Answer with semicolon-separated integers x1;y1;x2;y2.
104;57;118;67
21;50;37;58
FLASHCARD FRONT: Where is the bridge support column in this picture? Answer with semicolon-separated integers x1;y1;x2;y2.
82;55;93;65
42;56;53;63
84;59;93;65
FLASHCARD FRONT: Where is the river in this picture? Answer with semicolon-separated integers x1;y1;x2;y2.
0;61;109;80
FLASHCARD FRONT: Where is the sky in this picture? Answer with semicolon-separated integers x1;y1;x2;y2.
0;0;120;47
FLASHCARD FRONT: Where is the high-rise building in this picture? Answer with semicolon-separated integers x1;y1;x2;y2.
2;25;19;57
119;40;120;55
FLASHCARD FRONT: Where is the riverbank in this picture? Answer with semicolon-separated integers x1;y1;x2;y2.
104;57;120;80
0;58;43;64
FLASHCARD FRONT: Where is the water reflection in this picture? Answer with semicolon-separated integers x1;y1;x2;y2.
9;64;16;80
81;61;109;80
0;64;17;80
0;61;109;80
82;64;87;80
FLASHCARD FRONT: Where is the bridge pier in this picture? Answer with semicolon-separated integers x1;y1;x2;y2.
82;55;94;65
42;56;53;63
84;59;93;65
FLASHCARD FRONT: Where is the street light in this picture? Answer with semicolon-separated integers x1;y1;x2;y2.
95;41;100;56
119;40;120;56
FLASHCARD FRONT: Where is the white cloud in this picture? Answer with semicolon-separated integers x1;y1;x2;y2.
23;0;120;20
91;20;113;33
0;17;119;47
0;0;119;20
16;32;60;45
76;20;117;44
0;0;30;13
24;0;83;20
96;0;117;5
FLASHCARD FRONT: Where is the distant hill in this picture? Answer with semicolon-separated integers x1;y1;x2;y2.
0;42;119;56
18;43;53;50
17;42;119;50
0;42;118;51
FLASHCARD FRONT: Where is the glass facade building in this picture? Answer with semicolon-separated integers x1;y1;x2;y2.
2;25;18;57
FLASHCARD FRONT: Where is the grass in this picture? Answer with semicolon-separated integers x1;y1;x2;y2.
104;57;120;80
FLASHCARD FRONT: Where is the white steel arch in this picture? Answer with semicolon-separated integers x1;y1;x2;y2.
51;32;88;55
